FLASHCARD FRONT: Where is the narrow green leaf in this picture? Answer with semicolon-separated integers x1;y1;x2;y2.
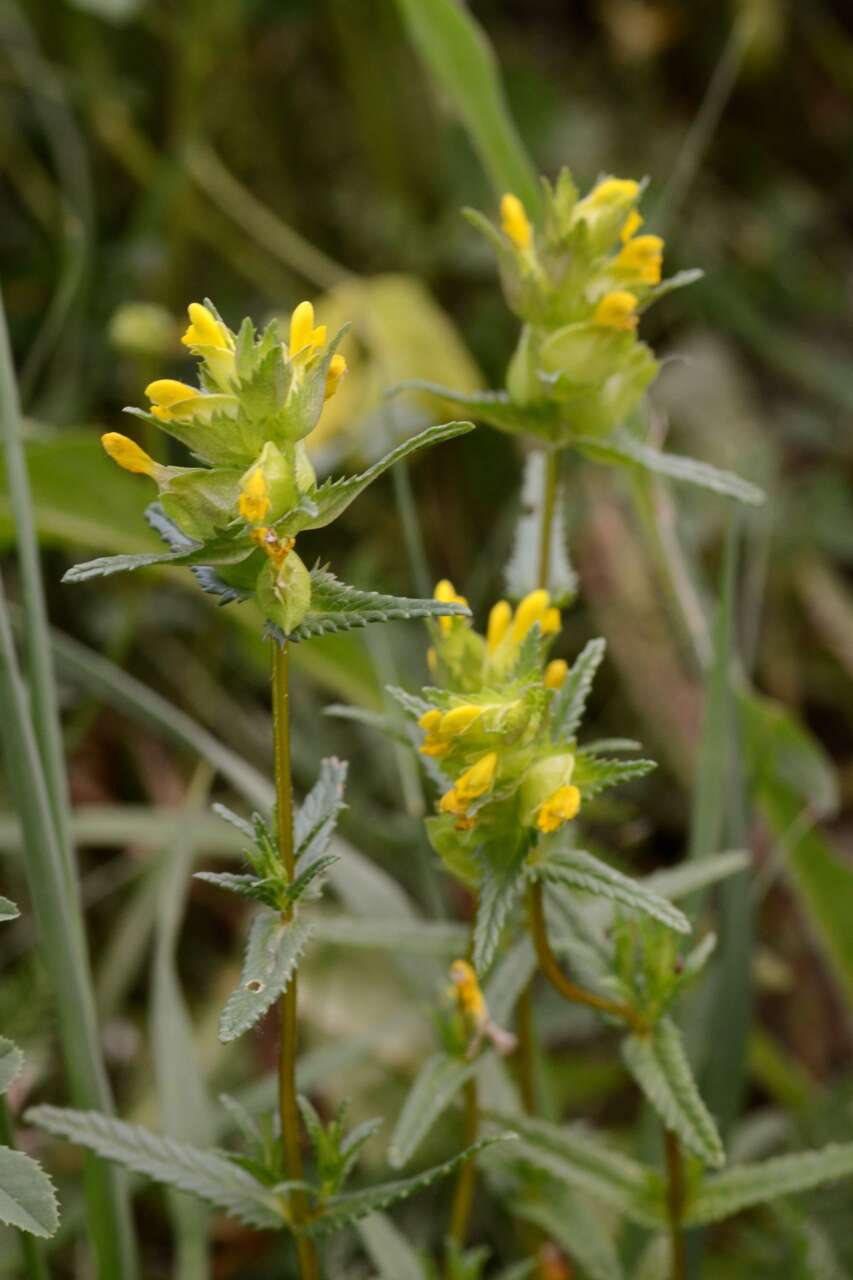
622;1018;724;1168
303;1135;514;1237
474;860;526;973
0;897;19;921
0;1038;24;1095
684;1143;853;1226
295;757;348;865
62;531;254;584
219;912;314;1043
0;1147;59;1238
26;1106;284;1230
515;1191;624;1280
393;0;540;212
279;421;474;534
194;870;272;904
641;850;750;902
484;937;536;1028
551;638;606;740
534;848;690;934
575;432;765;505
389;1053;477;1170
356;1212;426;1280
486;1109;664;1228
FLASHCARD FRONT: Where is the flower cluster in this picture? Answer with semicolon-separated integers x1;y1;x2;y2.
459;170;698;441
404;581;585;883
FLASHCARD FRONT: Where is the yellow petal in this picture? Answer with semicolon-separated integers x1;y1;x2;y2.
510;589;550;645
440;704;482;737
487;600;512;652
101;432;158;477
544;658;568;690
182;302;232;352
536;784;581;833
145;378;201;422
613;235;663;286
239;468;271;524
323;353;347;401
593;290;638;331
620;209;644;243
500;193;532;250
586;178;640;209
418;709;442;732
456;751;498;803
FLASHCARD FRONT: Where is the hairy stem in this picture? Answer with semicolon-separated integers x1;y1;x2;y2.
448;1077;479;1254
272;641;318;1280
664;1128;686;1280
527;882;643;1030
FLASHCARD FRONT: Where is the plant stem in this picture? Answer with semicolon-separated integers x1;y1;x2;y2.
448;1077;479;1253
0;1097;50;1280
527;882;643;1031
664;1128;686;1280
272;641;319;1280
536;450;559;593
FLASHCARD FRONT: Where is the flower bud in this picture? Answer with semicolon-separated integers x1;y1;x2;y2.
256;547;312;634
571;177;641;253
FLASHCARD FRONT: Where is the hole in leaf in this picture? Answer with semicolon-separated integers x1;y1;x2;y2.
246;979;265;993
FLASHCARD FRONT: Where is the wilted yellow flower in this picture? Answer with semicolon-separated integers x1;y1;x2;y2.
593;291;638;331
536;784;581;833
500;193;532;251
449;959;486;1021
239;468;271;524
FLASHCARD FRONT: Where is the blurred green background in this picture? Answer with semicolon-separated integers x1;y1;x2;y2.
2;0;853;1275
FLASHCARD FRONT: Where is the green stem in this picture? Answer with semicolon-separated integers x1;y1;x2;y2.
272;642;319;1280
0;1097;50;1280
448;1076;479;1254
527;882;644;1031
664;1128;686;1280
536;450;560;593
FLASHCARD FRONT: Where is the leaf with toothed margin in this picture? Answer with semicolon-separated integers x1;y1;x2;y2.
300;1135;515;1236
575;430;765;506
295;757;348;867
266;567;471;643
684;1142;853;1226
473;857;527;973
274;421;475;535
62;524;254;584
0;1147;59;1238
0;897;19;922
550;637;606;740
0;1036;24;1095
219;911;314;1043
531;847;689;934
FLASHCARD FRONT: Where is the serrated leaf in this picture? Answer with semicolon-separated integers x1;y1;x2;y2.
0;897;19;921
684;1143;853;1226
389;1053;477;1169
0;1146;59;1238
62;526;254;585
551;638;606;740
623;1018;724;1168
303;1135;514;1237
534;848;689;934
0;1036;24;1094
277;421;474;535
575;431;765;506
357;1212;426;1280
642;850;750;902
473;860;526;973
572;753;657;798
385;685;433;720
311;916;467;955
515;1190;624;1280
486;1108;664;1228
194;870;275;905
504;451;577;603
286;855;338;904
269;568;472;643
26;1106;284;1229
295;757;348;867
219;912;314;1043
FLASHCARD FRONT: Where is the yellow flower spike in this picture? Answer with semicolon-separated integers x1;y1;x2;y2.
181;302;233;352
487;599;512;653
239;467;271;524
289;301;326;359
449;959;486;1021
434;578;469;635
536;784;581;834
614;235;664;286
145;378;202;422
586;177;640;209
544;658;568;690
593;290;639;331
541;607;561;635
101;432;160;478
439;704;483;737
510;589;550;645
620;209;644;243
323;352;347;401
500;193;532;251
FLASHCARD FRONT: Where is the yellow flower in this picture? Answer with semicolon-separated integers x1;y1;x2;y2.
145;379;203;422
288;300;327;361
439;704;483;737
542;607;561;635
181;302;233;353
613;235;663;286
434;578;469;635
536;784;581;833
239;468;271;524
323;352;347;401
510;589;551;645
584;177;640;209
418;707;450;758
500;193;532;251
439;751;498;816
449;959;485;1021
544;658;568;690
593;290;638;331
620;209;644;243
487;599;512;653
101;432;162;478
